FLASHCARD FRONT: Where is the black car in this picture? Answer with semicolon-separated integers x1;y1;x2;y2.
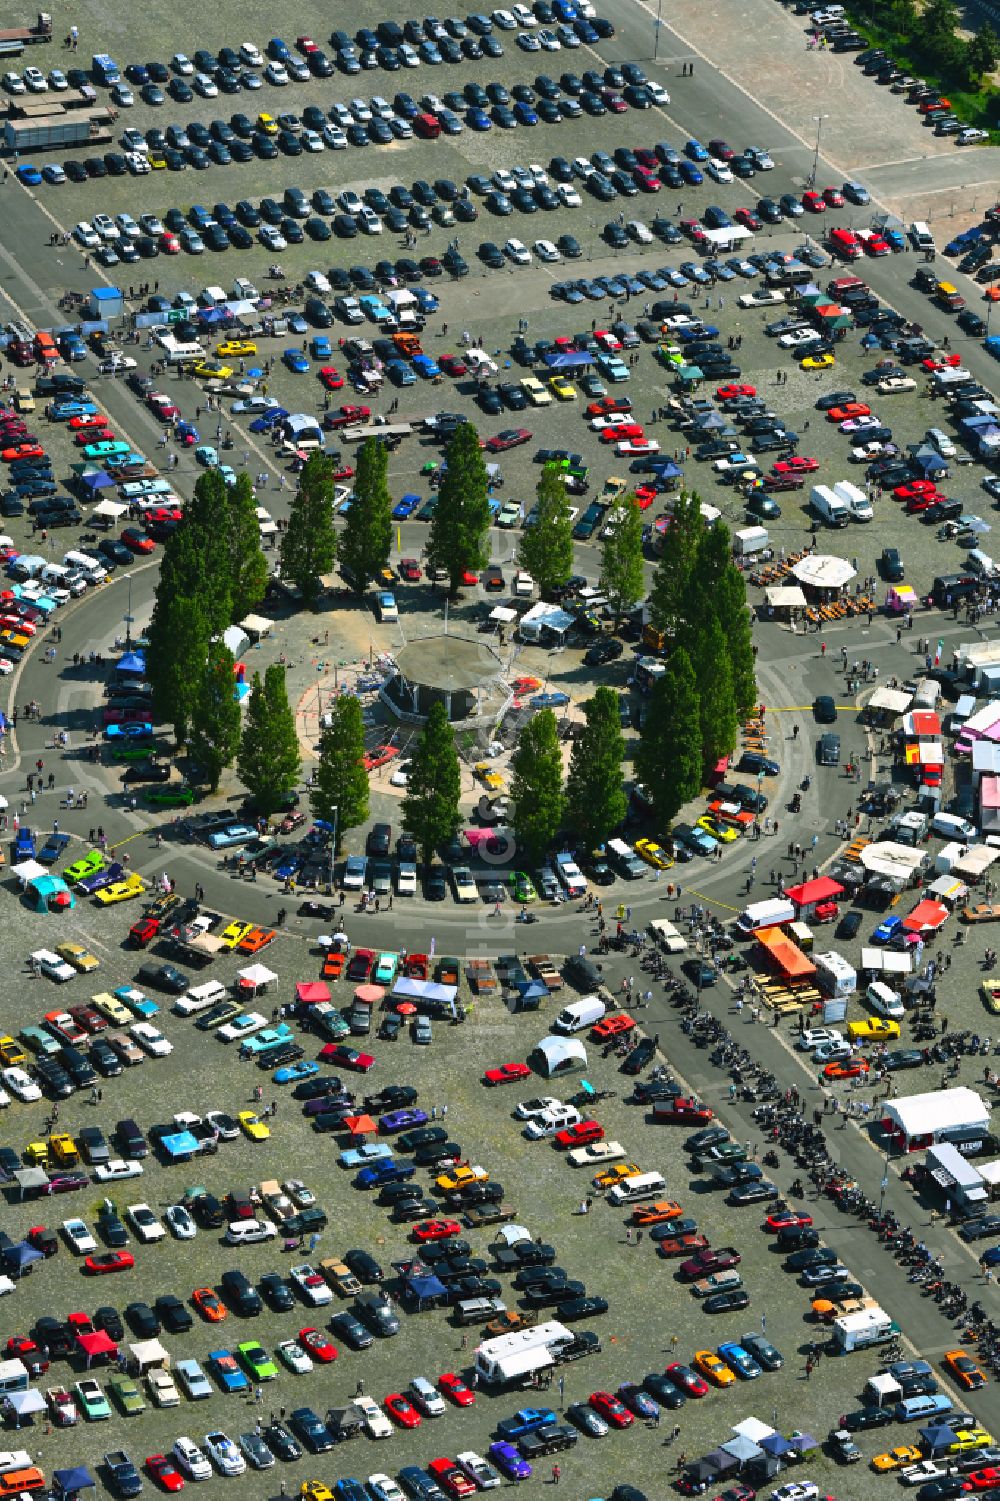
289;1406;333;1453
125;1301;160;1338
136;962;189;993
703;1289;750;1314
557;1294;609;1321
220;1268;262;1315
621;1037;656;1075
155;1294;193;1333
263;1422;301;1463
329;1310;374;1349
844;1406;895;1431
345;1248;384;1282
259;1272;296;1311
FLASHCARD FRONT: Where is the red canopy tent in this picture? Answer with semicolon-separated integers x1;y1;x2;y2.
76;1330;118;1367
345;1114;377;1137
295;981;331;1005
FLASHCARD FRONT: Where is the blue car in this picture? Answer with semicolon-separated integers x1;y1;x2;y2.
353;1160;415;1189
339;1143;393;1169
283;348;310;373
466;108;492;130
872;915;903;945
274;851;302;881
386;359;416;385
273;1060;319;1085
718;1341;762;1379
334;1482;366;1501
310;336;332;359
14;827;35;860
105;722;154;740
531;692;570;708
980;1245;1000;1267
176;420;199;443
16;164;42;185
78;862;124;896
412;354;441;380
392;494;421;519
514;102;538;125
496;1408;557;1440
209;1349;249;1393
113;982;159;1017
50;401;98;420
488;1443;531;1481
39;831;71;866
679;161;703;185
206;823;256;850
249;407;288;432
685;138;709;161
413;288;439;312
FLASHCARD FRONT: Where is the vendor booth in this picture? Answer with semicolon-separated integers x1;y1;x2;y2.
882;1087;991;1152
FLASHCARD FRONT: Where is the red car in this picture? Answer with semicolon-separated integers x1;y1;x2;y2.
634;485;658;509
298;1327;337;1363
802;190;826;213
635;147;659;170
666;1363;709;1398
922;353;962;371
483;428;532;453
823;1057;870;1080
826;403;870;423
679;1247;741;1280
589;1391;634;1428
968;1470;1000;1491
7;1335;47;1374
438;1372;476;1407
657;1233;709;1259
733;208;762;231
635;169;661;192
893;479;938;501
461;569;478;586
592;1013;635;1040
554;1120;605;1149
428;1460;476;1499
85;1250;135;1275
399;558;422;582
2;443;44;462
319;366;345;389
439;355;469;377
385;1393;422;1428
823;186;845;206
771;456;819;475
586;396;632;416
317;1044;375;1072
605;93;627;112
716;383;756;401
413;1219;462;1243
599;423;644;444
121;528;155;554
160;232;180;254
765;1211;812;1232
68;413;108;430
906;493;939;514
67;1005;107;1034
129;917;160;948
653;1097;713;1125
326;403;371;428
147;395;180;420
483;1062;532;1086
74;428;114;446
146;1456;184;1492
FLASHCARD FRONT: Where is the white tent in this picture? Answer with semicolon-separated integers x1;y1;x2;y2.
868;686;912;715
239;614;272;639
884;1086;990;1148
763;585;806;609
222;624;248;657
529;1035;587;1078
791;554;857;590
129;1339;169;1373
732;1418;776;1444
237;963;278;990
92;499;128;521
11;859;46;886
858;842;926;885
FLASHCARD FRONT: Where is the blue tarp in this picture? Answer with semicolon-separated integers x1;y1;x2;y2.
541;350;594;370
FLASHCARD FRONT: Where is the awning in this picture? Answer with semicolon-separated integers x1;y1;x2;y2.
759;1433;794;1456
13;1167;48;1197
92;499;128;520
703;1448;739;1475
489;606;517;623
4;1390;45;1418
354;984;384;1004
721;1435;762;1463
764;585;806;608
902;899;949;934
129;1338;169;1371
732;1418;776;1444
791;554;857;590
788;1433;818;1452
868;686;912;714
12;859;46;884
345;1114;377;1137
76;1330;118;1363
5;1241;42;1270
237;963;277;988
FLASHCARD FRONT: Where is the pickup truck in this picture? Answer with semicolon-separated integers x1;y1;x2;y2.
259;1179;295;1222
466;959;497;994
104;1452;142;1497
527;955;563;992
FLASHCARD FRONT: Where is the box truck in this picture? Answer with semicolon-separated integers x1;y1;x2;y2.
810;484;850;527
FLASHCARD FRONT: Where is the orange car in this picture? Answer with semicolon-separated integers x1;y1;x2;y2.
592;1013;636;1041
192;1287;226;1322
944;1349;987;1390
633;1200;683;1226
823;1058;870;1081
238;926;276;955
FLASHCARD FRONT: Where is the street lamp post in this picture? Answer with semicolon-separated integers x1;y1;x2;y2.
807;114;829;190
328;804;339;893
653;0;663;60
123;575;134;649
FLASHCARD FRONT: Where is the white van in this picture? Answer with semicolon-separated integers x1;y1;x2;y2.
552;995;606;1034
40;563;71;589
607;1171;667;1206
62;550;106;583
866;980;905;1020
931;812;978;843
173;979;227;1016
735;898;795;935
465;348;499;376
909;221;935;252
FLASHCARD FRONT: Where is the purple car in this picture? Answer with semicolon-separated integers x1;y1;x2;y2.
488;1443;531;1481
378;1108;430;1134
77;861;125;894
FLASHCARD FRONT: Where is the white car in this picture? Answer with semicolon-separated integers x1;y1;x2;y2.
738;288;785;307
647;81;670;104
617;438;660;457
494;167;517;193
492;7;517;26
323;123;348;149
517;32;541;49
49;69;68;90
926;427;956;458
115;212;141;240
205;1110;240;1140
900;1462;951;1486
126;1203;165;1242
223;1219;277;1244
514;1095;561;1121
301;130;324;152
814;1039;853;1063
359;206;382;235
796;1028;844;1052
277;1340;313;1374
397;862;417;896
284;1178;316;1207
218;1012;267;1042
62;1218;97;1255
260;226;286;252
778;328;821;349
165;1204;197;1239
567;1139;624;1168
147;1368;180;1407
512;2;538;22
2;71;26;94
538;27;561;47
94;1159;144;1182
171;53;194;74
355;1395;393;1439
99;354;138;373
958;127;989;144
194;73;218;98
868;988;905;1020
557;182;582;207
389;760;411;787
3;1067;41;1102
772;1486;818;1501
590;413;633;431
457;1453;501;1490
173;1439;212;1482
533;239;561;262
204;1432;246;1476
129;1023;172;1057
706;159;734;184
878;376;917;394
627;221;653;244
289;1263;333;1305
369;1475;407;1501
409;1377;446;1417
139;213;165;236
350;97;373;121
240;40;263;66
524;1106;582;1140
264;61;289;85
23;66;47;91
111;83;134;106
32;949;75;982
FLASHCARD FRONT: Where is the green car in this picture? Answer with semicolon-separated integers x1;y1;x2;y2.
109;742;156;762
237;1341;278;1382
145;783;197;807
64;849;104;883
75;1378;111;1420
109;1375;146;1416
509;870;538;903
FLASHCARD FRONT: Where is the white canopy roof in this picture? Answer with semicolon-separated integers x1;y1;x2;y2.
489;606;517;623
92;498;128;520
869;686;912;714
12;859;46;884
791;554;857;590
860;948;913;974
885;1086;990;1142
732;1418;776;1443
530;1035;587;1077
129;1338;169;1371
858;842;926;883
222;624;248;657
239;614;272;638
764;585;806;608
237;963;278;987
955;845;1000;878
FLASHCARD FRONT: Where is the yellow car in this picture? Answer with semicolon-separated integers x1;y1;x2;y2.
14;388;34;414
436;1164;489;1193
548;374;577;401
25;1141;50;1166
91;992;132;1026
0;1036;26;1066
257;112;278;135
95;873;147;905
634;839;673;869
692;1350;735;1388
801;352;835;370
239;1111;271;1142
521;376;553;406
220;920;253;950
593;1161;642;1189
50;1131;80;1165
147;149;167;169
474;762;504;791
846;1018;900;1042
301;1484;334;1501
697;816;738;844
56;942;100;974
216;340;257;358
871;1446;922;1473
192;360;234;382
947;1428;993;1452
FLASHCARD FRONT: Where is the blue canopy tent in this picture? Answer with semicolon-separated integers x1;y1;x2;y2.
52;1468;96;1499
721;1436;763;1467
115;651;146;678
541;350;594;370
402;1272;447;1309
759;1433;795;1457
160;1131;202;1162
27;874;75;913
4;1241;43;1275
920;1424;959;1456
